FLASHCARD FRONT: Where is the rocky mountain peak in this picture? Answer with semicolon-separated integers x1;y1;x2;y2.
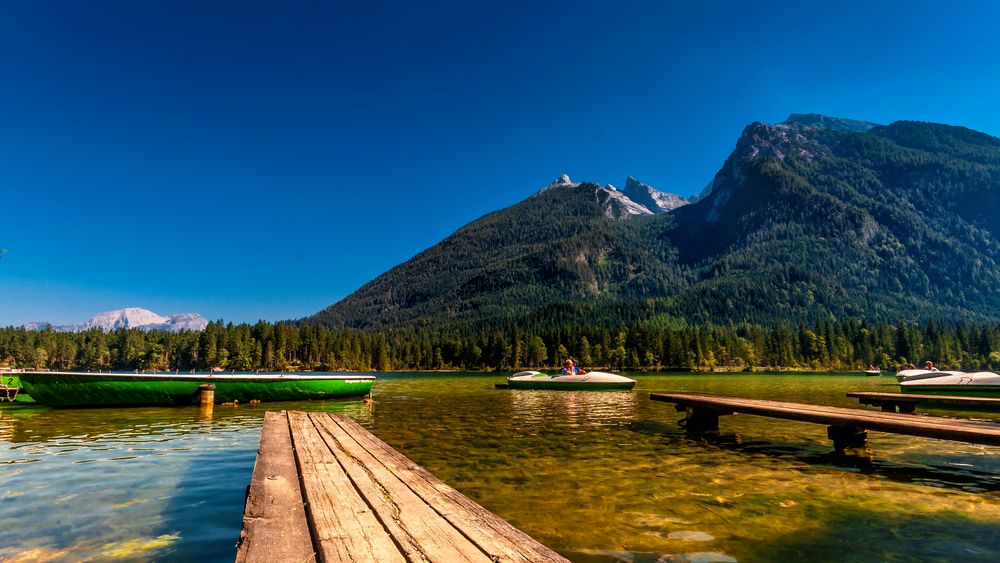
535;174;689;218
622;176;690;213
534;173;580;196
594;185;653;218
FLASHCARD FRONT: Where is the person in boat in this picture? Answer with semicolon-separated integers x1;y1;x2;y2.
560;359;587;376
924;360;939;372
905;362;916;369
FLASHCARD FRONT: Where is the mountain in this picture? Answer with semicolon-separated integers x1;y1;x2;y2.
308;175;690;329
307;115;1000;330
26;307;209;333
668;117;1000;323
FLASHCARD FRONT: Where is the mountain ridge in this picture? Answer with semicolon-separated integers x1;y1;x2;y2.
305;115;1000;331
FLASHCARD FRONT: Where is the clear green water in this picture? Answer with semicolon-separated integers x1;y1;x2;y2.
1;373;998;562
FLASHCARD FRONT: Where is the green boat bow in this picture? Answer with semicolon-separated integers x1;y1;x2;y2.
17;371;375;408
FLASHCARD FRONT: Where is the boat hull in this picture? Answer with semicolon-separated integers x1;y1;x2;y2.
506;380;636;390
899;385;1000;398
505;371;636;391
18;372;375;408
899;371;1000;398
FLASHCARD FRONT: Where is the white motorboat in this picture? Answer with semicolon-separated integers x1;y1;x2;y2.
899;370;1000;397
894;369;965;383
502;370;637;390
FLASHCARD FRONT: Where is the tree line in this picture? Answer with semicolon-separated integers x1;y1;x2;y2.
3;318;1000;373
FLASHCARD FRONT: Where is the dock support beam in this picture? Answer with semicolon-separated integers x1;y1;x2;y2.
198;383;215;407
827;425;867;452
677;405;733;433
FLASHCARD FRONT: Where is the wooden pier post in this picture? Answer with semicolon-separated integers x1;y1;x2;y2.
827;425;868;452
679;405;733;433
198;383;215;407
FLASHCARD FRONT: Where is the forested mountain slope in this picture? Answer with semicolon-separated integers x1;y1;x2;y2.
307;117;1000;331
309;175;689;330
669;118;1000;323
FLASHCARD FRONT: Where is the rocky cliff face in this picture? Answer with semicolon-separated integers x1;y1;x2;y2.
622;176;689;213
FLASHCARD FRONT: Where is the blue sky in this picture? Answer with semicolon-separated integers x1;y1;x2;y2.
2;0;999;326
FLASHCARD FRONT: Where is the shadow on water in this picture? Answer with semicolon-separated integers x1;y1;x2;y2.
0;397;373;561
744;509;1000;563
153;397;374;561
625;419;1000;493
565;508;1000;563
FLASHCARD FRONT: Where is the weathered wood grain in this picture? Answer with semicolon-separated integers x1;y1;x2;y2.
319;413;568;562
287;411;406;562
240;411;568;563
309;413;493;562
848;391;1000;412
236;411;315;563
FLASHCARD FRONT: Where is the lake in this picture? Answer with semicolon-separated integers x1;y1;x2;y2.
1;373;999;562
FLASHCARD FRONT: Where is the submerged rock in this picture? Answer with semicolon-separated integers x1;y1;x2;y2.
667;531;715;541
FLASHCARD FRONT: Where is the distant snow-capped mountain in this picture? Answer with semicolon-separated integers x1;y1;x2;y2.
25;307;208;333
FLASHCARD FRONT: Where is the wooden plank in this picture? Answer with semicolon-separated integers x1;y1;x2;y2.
657;393;990;428
688;395;997;432
650;392;1000;445
848;391;1000;408
243;412;567;563
307;412;495;562
236;411;315;563
286;411;407;562
322;413;569;563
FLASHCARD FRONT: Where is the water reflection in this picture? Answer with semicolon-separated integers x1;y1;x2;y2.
506;389;638;427
0;396;372;561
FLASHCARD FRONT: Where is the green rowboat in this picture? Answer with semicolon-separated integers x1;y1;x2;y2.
17;371;375;408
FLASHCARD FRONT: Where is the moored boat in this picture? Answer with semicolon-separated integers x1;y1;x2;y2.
899;370;1000;398
504;370;636;391
895;369;966;383
17;371;375;408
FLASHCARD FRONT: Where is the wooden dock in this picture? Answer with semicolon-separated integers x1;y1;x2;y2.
650;392;1000;451
847;391;1000;413
236;411;568;563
